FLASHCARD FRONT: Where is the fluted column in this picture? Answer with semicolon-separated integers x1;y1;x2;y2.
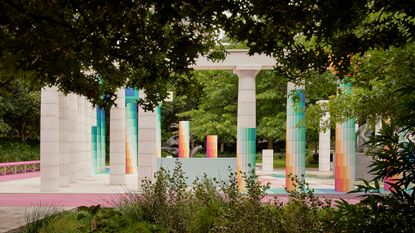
178;121;190;158
335;81;356;192
68;94;78;183
77;96;85;180
234;66;260;189
58;93;70;187
40;86;60;192
285;82;306;191
110;89;126;185
317;100;331;172
206;135;218;158
138;90;158;187
85;100;93;178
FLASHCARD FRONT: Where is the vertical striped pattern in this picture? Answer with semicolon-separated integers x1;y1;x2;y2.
125;88;139;174
285;82;306;191
206;135;218;158
335;81;356;192
178;121;190;158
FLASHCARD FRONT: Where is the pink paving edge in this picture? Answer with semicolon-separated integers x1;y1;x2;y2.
0;172;40;182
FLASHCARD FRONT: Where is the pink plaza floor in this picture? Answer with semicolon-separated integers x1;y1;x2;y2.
0;166;363;208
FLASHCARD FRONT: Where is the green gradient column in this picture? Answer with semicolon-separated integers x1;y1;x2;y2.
285;82;306;192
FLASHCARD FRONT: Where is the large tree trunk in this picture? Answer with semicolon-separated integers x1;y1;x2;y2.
220;138;225;153
267;138;274;149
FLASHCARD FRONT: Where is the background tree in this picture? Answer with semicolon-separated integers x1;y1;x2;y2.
0;74;40;141
177;71;238;153
0;0;228;108
256;70;287;150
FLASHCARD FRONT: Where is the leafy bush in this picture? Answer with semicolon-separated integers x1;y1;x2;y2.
331;123;415;232
0;138;39;162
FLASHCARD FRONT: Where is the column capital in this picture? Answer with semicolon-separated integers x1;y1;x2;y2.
233;65;261;78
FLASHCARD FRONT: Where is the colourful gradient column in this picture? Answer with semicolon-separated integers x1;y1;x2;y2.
242;128;256;169
125;88;139;174
234;67;260;190
156;106;162;158
285;82;306;192
206;135;218;158
178;121;190;158
335;81;356;192
91;126;98;175
100;107;106;173
96;107;102;174
95;107;106;174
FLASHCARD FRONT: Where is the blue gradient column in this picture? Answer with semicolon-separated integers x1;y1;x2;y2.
285;82;306;192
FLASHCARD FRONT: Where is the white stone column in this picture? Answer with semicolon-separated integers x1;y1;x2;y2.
58;93;70;187
110;89;126;185
68;94;78;183
317;100;331;172
40;86;60;192
77;96;85;180
234;66;260;189
85;100;93;178
262;149;274;172
138;90;158;188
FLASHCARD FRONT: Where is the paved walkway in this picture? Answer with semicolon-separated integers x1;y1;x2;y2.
0;166;364;232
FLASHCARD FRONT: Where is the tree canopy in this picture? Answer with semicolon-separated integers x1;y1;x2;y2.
1;0;414;109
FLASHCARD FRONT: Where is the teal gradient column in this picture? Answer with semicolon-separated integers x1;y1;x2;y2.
91;126;98;174
96;108;102;174
335;80;356;192
285;82;306;191
125;88;139;174
100;108;106;174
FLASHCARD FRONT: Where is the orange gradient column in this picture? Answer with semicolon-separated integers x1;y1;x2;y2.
178;121;190;158
206;135;218;158
335;81;356;192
